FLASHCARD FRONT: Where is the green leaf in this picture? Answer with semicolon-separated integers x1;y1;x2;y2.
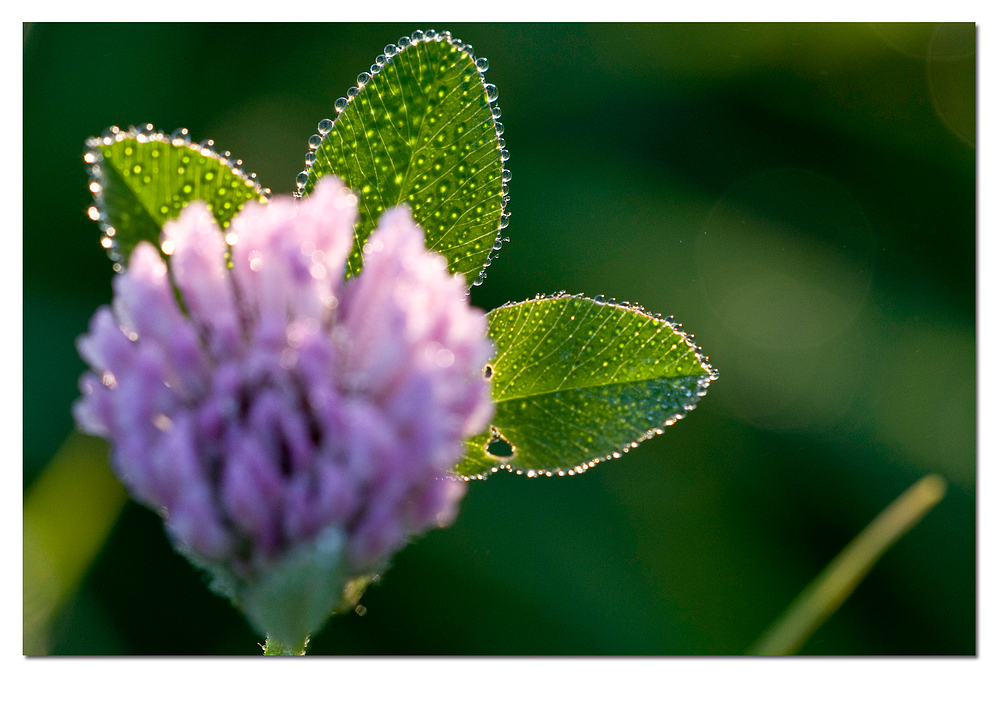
298;31;508;286
455;294;718;479
85;125;269;266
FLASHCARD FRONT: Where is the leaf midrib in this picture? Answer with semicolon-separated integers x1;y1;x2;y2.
491;371;710;404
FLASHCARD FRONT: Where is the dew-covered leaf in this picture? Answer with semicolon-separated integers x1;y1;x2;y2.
298;31;508;286
85;125;269;266
454;294;718;479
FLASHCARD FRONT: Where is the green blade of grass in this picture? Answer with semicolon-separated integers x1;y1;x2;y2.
748;474;948;656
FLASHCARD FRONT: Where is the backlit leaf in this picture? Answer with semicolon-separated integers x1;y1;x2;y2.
455;294;718;478
298;31;508;286
85;125;269;266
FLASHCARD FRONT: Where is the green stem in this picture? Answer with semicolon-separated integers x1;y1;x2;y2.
262;634;310;656
748;474;947;656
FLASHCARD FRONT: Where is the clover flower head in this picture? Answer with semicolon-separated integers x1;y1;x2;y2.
73;176;494;642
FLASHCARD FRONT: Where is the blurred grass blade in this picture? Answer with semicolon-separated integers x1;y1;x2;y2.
749;474;948;656
23;431;127;655
455;294;717;478
299;32;506;285
85;125;269;266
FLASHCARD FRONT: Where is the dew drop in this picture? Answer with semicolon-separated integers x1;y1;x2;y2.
495;122;504;136
308;134;323;149
346;86;359;98
357;72;371;86
370;64;381;75
318;118;334;135
476;56;489;72
492;106;502;119
384;43;398;57
501;169;511;183
295;171;309;188
484;83;499;102
304;151;316;167
499;213;510;229
411;30;425;42
398;36;411;49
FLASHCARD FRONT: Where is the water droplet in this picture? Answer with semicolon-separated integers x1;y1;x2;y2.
347;86;359;98
357;72;371;86
492;106;502;119
499;213;510;229
370;63;381;75
295;171;309;188
501;169;511;183
476;56;489;72
500;149;509;161
308;134;323;149
318;118;334;135
384;43;398;57
411;30;425;42
398;36;411;49
170;127;190;144
484;83;499;102
304;151;316;167
495;121;504;136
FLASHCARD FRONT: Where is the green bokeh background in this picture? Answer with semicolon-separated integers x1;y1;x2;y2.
23;22;975;655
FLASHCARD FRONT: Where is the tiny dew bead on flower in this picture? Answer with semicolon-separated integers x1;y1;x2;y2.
73;175;495;646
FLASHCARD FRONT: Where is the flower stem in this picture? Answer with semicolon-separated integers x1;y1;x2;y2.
262;634;310;655
748;474;947;656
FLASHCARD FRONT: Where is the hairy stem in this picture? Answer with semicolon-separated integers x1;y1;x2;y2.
262;634;310;656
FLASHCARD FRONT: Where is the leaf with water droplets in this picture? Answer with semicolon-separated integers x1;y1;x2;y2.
299;32;506;286
454;294;718;478
85;126;268;265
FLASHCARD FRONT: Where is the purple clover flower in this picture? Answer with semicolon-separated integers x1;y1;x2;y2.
73;176;494;642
